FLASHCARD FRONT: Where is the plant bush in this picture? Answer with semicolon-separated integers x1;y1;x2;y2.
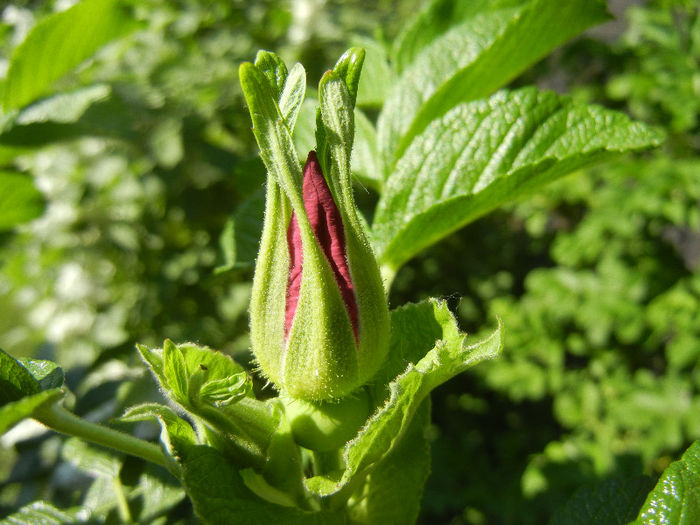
0;1;698;524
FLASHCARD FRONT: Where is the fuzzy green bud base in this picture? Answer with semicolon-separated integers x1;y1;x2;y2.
280;388;371;452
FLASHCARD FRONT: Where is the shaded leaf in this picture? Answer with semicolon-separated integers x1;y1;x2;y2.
181;445;345;525
550;476;654;525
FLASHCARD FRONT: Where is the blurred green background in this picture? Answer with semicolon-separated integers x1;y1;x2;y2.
0;1;698;524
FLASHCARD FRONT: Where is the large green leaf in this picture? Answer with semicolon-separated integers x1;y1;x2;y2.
0;172;44;230
549;477;654;525
180;445;345;525
2;0;137;111
378;0;610;167
372;87;664;273
391;0;525;73
306;299;503;496
636;440;700;524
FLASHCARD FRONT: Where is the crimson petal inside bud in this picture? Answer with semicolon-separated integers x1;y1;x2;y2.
285;151;359;341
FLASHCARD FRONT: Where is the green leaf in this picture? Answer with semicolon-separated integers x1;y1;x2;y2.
62;437;123;477
549;477;654;525
279;63;307;134
11;84;111;125
348;399;431;525
306;299;503;496
636;440;700;524
2;0;138;111
138;340;246;405
372;87;664;273
120;403;198;457
352;108;383;191
0;347;40;402
17;358;64;390
354;37;393;108
215;187;265;272
180;445;345;525
379;0;610;166
0;389;63;435
0;349;65;434
254;50;289;100
0;172;44;231
0;501;86;525
391;0;525;74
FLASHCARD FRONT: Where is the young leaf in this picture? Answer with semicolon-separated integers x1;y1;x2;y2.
0;172;44;231
636;440;700;524
180;445;345;525
347;400;431;525
549;477;654;525
372;87;664;273
2;0;138;111
254;50;289;100
120;403;198;457
379;0;610;167
306;299;503;496
279;63;307;133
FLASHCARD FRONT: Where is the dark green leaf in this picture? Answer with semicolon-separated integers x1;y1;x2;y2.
17;358;64;390
636;440;700;524
373;87;664;273
0;347;40;402
3;0;138;110
549;477;654;525
180;445;345;525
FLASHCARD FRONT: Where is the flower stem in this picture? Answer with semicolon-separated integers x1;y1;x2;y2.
34;403;177;475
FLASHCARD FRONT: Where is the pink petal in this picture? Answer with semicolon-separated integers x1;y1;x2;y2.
285;151;359;341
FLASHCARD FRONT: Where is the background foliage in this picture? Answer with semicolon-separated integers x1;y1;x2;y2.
0;0;698;524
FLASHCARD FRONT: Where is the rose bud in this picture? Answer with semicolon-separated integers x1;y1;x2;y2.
250;150;389;401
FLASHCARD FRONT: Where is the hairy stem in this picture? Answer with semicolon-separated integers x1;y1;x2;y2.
34;403;178;475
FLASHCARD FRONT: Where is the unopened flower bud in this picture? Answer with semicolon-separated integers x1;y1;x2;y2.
250;151;389;401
